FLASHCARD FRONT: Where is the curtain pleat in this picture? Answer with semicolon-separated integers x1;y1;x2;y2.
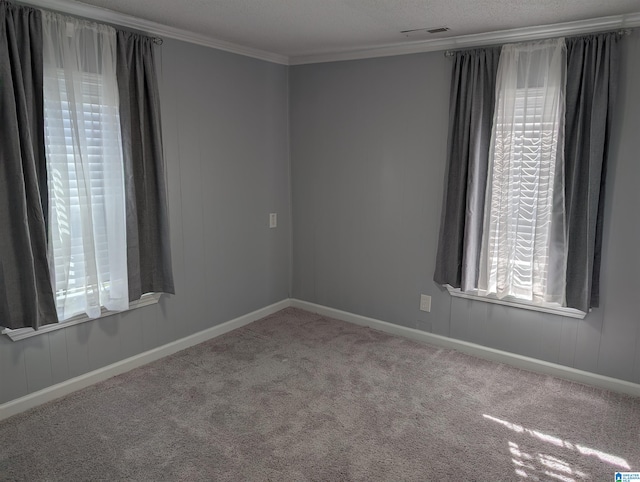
0;1;57;329
564;33;621;312
116;31;174;301
434;47;501;291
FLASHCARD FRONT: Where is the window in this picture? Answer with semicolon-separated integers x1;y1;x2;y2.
1;4;172;334
470;39;566;306
477;39;567;307
487;86;557;289
436;39;581;316
436;34;618;316
42;14;129;321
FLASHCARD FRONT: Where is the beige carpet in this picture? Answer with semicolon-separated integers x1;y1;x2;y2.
1;307;639;480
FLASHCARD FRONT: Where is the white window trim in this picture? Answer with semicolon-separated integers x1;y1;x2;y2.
1;293;161;341
445;285;586;319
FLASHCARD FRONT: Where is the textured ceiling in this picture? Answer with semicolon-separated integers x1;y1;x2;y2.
76;0;640;57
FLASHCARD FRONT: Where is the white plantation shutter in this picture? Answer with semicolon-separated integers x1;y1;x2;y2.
43;13;128;321
478;39;567;305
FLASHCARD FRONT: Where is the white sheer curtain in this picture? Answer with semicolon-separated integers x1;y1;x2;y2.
43;12;128;320
478;38;567;305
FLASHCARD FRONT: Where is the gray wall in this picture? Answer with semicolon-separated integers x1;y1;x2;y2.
290;32;640;384
2;28;639;408
0;38;291;405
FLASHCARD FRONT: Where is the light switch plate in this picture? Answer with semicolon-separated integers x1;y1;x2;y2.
420;294;431;312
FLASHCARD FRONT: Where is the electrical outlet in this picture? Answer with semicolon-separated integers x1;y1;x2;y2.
420;294;431;312
269;213;277;228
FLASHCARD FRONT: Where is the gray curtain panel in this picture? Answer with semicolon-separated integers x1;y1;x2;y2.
0;2;57;329
564;32;621;312
116;31;175;301
434;47;501;291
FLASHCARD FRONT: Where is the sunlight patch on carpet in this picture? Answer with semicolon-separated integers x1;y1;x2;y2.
484;413;630;480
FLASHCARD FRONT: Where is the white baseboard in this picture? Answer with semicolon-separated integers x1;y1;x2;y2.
291;299;640;398
0;299;291;422
3;297;638;422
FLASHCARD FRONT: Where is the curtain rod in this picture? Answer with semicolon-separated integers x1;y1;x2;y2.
2;0;165;45
444;28;633;58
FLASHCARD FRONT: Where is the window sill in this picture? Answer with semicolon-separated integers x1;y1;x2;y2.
1;293;161;341
445;285;587;319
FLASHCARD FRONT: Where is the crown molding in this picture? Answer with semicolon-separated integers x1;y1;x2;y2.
289;12;640;65
17;0;289;65
13;0;640;67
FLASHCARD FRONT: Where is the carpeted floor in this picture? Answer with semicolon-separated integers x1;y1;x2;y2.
1;307;639;481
